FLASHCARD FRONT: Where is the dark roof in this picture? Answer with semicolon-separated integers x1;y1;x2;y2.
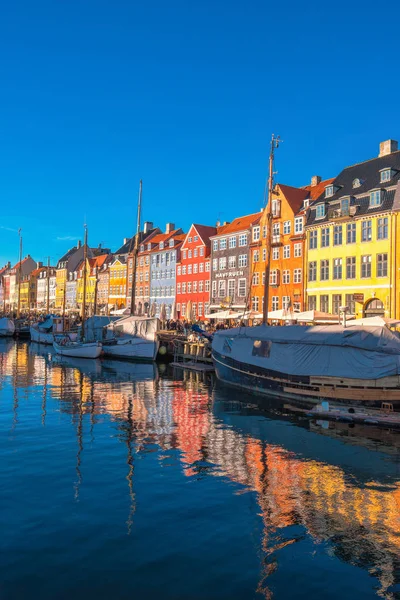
57;246;77;267
277;184;309;213
115;238;133;255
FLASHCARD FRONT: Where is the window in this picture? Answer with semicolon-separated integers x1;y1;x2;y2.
200;247;204;256
316;204;325;219
182;266;186;275
362;220;372;242
253;250;259;263
370;190;381;207
272;200;281;217
377;253;388;277
270;270;278;285
345;294;355;315
377;217;388;240
238;254;247;268
205;280;210;292
325;185;333;198
309;230;317;249
199;263;204;273
320;260;329;281
333;225;342;246
169;239;174;248
294;269;302;283
283;245;290;259
252;272;260;285
187;282;192;294
228;279;235;299
194;248;198;257
192;264;197;274
272;296;279;311
252;296;259;311
238;279;246;297
347;223;356;244
380;169;391;183
346;256;356;279
294;217;303;234
333;294;342;315
308;261;317;282
212;259;218;271
211;281;217;298
283;270;290;284
219;238;227;250
294;243;302;257
262;225;267;238
188;237;192;243
205;262;210;272
199;280;203;292
194;235;198;242
188;265;192;274
198;302;203;316
272;248;279;260
219;257;227;270
253;226;260;241
320;295;329;312
182;250;187;260
283;220;291;234
333;258;342;280
218;280;226;297
262;248;267;261
181;282;186;294
321;228;330;247
239;234;247;247
229;236;236;249
213;240;218;251
188;250;192;258
361;255;371;278
308;295;317;310
228;255;236;269
193;281;197;293
352;178;361;189
282;296;290;309
181;303;186;317
177;283;181;294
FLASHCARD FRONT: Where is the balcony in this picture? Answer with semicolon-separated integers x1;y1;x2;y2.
327;206;357;220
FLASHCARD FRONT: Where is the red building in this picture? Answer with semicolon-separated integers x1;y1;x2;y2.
176;224;218;320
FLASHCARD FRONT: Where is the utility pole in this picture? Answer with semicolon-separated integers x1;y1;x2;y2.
130;180;142;316
262;135;281;325
16;229;22;319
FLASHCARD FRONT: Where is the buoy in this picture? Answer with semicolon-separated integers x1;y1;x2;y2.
158;345;167;355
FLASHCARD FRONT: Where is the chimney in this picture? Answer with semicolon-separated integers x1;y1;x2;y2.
311;175;321;187
143;221;153;234
123;238;128;244
379;139;398;157
165;223;175;234
98;243;102;249
216;220;220;227
223;221;230;226
77;240;82;249
37;261;43;269
7;261;11;269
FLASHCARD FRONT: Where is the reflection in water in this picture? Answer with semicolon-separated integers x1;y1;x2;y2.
1;340;400;599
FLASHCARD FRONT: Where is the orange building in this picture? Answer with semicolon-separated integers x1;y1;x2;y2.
251;184;309;313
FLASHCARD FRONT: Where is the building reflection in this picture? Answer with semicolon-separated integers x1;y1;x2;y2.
1;342;400;598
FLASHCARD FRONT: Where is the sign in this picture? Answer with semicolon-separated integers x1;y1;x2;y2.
215;270;244;279
353;294;364;303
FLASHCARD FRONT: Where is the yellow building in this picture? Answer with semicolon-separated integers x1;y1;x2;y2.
19;277;30;311
55;244;84;309
108;256;127;310
305;140;400;318
76;255;109;314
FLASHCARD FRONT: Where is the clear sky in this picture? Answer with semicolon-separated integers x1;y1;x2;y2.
1;0;398;266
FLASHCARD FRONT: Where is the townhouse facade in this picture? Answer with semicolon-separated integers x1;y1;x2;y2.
148;225;184;319
126;222;160;313
36;267;57;310
7;256;37;311
176;224;216;320
209;213;261;315
305;139;400;318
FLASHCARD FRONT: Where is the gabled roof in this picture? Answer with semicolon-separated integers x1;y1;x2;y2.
183;223;218;248
57;246;78;266
147;229;184;251
277;184;309;213
211;212;261;237
115;238;133;255
88;254;109;269
303;178;335;201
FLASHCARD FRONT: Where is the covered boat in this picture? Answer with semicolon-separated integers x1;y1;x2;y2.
53;336;102;359
102;316;160;361
212;325;400;405
30;316;78;345
0;318;15;337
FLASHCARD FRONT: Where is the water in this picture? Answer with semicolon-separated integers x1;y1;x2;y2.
1;340;400;600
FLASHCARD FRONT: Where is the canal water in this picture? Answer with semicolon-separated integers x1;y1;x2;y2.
1;340;400;600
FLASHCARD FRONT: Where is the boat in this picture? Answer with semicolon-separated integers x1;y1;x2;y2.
14;319;31;339
53;225;102;359
0;317;15;337
102;316;160;360
30;316;78;345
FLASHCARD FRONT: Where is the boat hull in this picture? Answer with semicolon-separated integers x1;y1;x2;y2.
30;326;77;345
53;341;102;359
0;318;15;337
103;339;159;361
212;350;400;407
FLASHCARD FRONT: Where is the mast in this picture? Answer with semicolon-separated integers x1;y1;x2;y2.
46;256;50;313
16;228;22;318
81;225;88;341
93;265;98;316
262;135;281;325
130;180;142;316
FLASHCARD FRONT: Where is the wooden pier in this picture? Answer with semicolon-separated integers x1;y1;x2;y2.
157;331;214;372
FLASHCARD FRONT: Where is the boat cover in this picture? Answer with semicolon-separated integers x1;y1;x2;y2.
212;325;400;379
0;318;15;334
84;316;119;341
106;316;160;342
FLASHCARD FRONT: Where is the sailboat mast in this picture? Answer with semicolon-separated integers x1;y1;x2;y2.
130;180;142;316
262;135;280;325
46;256;50;313
81;226;88;341
16;229;22;319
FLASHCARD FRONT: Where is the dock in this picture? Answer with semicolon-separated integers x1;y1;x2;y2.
158;331;215;372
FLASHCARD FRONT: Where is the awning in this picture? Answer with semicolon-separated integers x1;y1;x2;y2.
204;309;243;319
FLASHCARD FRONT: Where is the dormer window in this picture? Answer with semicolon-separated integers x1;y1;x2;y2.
370;189;382;207
159;242;164;250
147;243;152;250
325;185;334;198
316;204;325;219
352;178;362;189
380;168;391;183
303;199;309;209
140;244;144;252
340;197;350;214
169;239;174;247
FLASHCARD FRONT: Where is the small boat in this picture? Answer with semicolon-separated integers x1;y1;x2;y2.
53;336;102;359
0;317;15;337
102;316;160;361
30;316;78;345
14;319;31;339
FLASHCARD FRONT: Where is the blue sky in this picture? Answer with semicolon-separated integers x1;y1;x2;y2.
0;0;398;266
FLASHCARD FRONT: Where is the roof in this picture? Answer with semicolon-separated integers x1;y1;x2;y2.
57;246;78;266
302;178;335;201
115;238;133;255
277;184;309;213
88;254;109;269
147;229;184;251
211;212;261;237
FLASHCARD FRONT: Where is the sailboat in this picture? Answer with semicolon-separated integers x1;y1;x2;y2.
211;135;400;406
53;226;102;359
102;181;160;361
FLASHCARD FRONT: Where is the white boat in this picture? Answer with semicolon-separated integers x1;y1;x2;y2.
0;318;15;337
102;316;160;361
30;316;78;345
53;337;102;359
